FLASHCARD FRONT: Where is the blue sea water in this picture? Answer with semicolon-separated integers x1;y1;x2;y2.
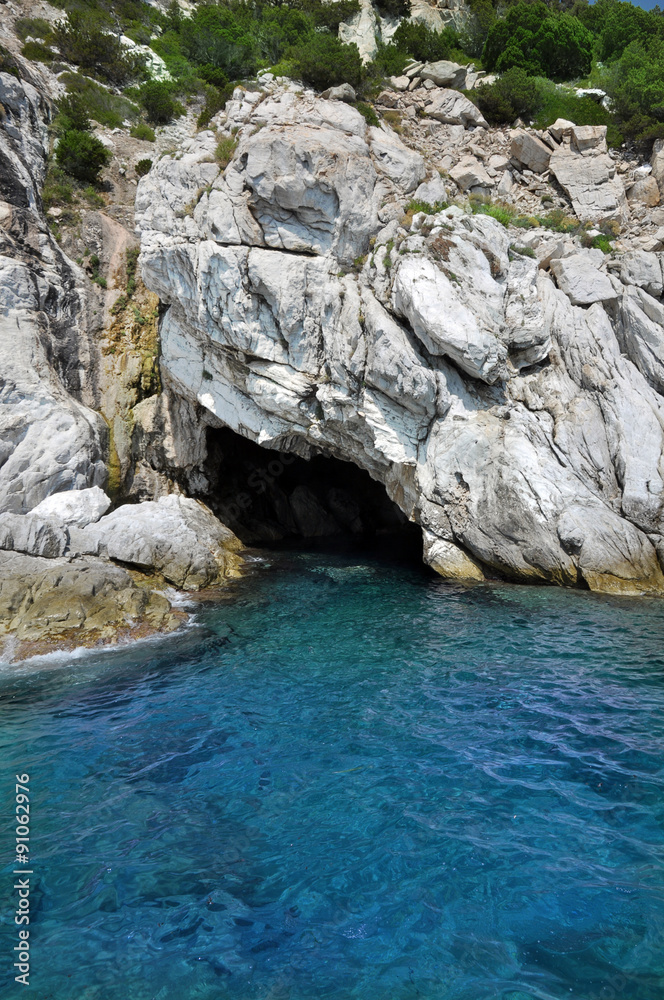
1;549;664;1000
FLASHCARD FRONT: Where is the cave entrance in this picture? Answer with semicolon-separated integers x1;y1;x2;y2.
203;427;424;566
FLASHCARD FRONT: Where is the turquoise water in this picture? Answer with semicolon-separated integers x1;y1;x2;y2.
1;550;664;1000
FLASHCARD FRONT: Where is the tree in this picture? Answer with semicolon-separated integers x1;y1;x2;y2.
482;2;593;81
55;130;111;183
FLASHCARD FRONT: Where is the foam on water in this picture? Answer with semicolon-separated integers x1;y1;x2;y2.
1;550;663;1000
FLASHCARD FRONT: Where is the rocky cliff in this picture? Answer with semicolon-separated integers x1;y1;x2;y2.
2;41;664;658
135;81;664;597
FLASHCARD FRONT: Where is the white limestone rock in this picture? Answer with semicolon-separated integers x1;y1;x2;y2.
510;130;552;174
0;512;68;558
392;257;508;383
652;138;664;197
419;61;466;88
137;88;664;596
31;487;111;528
549;134;628;223
83;495;243;590
449;155;494;192
424;89;488;128
549;255;618;306
614;250;663;299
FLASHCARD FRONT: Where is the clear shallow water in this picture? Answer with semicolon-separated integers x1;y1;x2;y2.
1;551;664;1000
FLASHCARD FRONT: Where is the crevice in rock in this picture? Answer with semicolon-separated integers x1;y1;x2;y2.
200;426;425;564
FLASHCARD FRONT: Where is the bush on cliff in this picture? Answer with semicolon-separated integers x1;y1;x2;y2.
475;68;544;124
138;81;183;124
56;130;111;184
390;21;463;64
53;11;146;86
292;33;363;91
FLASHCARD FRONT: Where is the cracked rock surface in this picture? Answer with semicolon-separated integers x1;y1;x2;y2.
137;87;664;596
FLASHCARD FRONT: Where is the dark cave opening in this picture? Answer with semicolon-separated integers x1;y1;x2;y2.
203;428;425;565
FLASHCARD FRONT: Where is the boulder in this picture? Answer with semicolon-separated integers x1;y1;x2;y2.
0;512;68;559
376;90;400;108
320;83;356;103
549;141;628;223
392;257;507;383
614;250;663;298
618;286;664;395
510;130;552;174
367;126;426;192
422;531;485;581
548;118;576;143
84;495;243;590
550;255;618;306
412;175;448;205
31;487;111;528
627;176;660;207
652;137;664;196
570;124;607;152
424;89;487;128
0;551;182;660
419;60;465;88
449;155;494;192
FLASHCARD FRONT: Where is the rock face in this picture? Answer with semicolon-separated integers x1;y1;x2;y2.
136;88;664;597
0;69;244;660
0;72;109;514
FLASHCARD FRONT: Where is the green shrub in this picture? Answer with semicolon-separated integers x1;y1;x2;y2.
375;0;411;17
391;21;462;64
461;0;497;58
197;81;236;129
582;0;664;63
53;11;146;86
199;64;229;88
21;40;56;62
56;94;91;133
532;83;623;147
475;67;544;124
292;33;363;91
180;5;258;79
126;246;140;297
16;17;54;42
355;102;379;127
373;42;410;78
470;198;517;227
55;130;111;184
130;122;156;141
483;2;593;81
151;30;199;86
138;81;183;124
290;0;361;31
0;45;21;79
405;198;448;214
60;73;139;130
135;158;153;176
215;136;238;167
42;165;74;210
